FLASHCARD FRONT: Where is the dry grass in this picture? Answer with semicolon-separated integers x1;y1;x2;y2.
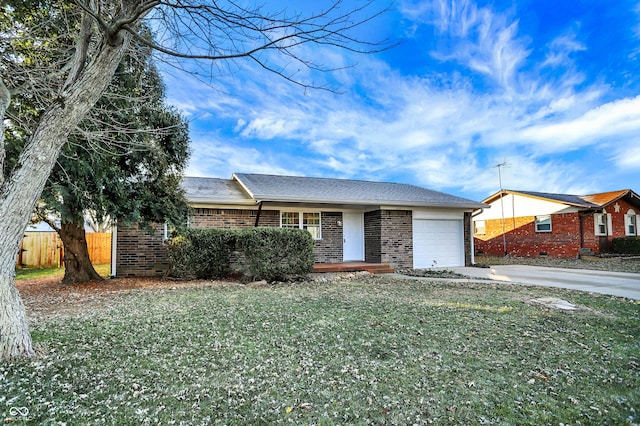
2;274;639;424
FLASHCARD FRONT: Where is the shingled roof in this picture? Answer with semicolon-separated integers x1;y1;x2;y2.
182;174;485;209
581;190;634;207
513;190;599;208
234;173;484;208
182;176;254;205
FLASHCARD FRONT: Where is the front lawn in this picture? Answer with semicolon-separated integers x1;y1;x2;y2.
2;276;639;424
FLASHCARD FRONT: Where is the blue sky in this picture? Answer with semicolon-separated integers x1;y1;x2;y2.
160;0;640;202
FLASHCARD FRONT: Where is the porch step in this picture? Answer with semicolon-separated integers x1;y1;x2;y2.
313;262;394;274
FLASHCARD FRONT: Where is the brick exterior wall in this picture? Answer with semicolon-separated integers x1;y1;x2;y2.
364;210;413;268
314;212;343;263
116;209;346;276
116;224;169;277
464;212;472;266
474;198;639;258
364;210;382;263
604;198;638;239
474;213;581;258
190;208;280;228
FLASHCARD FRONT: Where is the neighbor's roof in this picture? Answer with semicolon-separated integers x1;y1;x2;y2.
581;190;634;207
483;189;640;209
182;174;485;209
509;190;599;208
233;173;485;209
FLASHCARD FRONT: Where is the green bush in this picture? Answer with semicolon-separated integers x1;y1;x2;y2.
167;227;315;281
611;236;640;254
236;227;315;282
167;228;236;279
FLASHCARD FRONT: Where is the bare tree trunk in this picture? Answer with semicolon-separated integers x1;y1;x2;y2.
0;37;131;359
0;276;34;359
0;79;9;185
59;222;104;284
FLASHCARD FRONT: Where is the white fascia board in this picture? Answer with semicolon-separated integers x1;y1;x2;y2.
189;200;259;209
252;196;485;210
187;193;257;204
232;173;257;199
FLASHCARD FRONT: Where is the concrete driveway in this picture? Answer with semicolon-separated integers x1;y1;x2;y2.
445;265;640;300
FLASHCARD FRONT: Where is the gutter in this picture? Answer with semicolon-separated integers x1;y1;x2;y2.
245;195;486;210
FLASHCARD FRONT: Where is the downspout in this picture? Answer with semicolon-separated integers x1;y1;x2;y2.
254;201;263;227
470;208;485;265
578;212;585;258
110;222;117;278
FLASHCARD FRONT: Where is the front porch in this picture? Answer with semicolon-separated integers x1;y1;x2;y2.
313;262;394;274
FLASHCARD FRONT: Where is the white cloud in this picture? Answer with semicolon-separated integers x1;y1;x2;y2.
185;137;290;179
613;142;640;170
161;0;640;200
401;0;530;91
516;95;640;151
543;31;587;68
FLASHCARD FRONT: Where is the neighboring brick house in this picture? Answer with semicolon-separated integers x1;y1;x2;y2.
473;189;640;258
113;173;485;277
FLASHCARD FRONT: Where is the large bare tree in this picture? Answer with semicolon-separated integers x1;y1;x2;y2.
0;1;388;359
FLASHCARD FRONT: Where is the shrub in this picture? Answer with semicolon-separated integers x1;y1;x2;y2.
166;235;192;278
611;236;640;254
167;229;236;279
236;227;315;282
167;227;315;281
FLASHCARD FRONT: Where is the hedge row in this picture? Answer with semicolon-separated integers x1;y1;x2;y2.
611;236;640;255
166;227;315;282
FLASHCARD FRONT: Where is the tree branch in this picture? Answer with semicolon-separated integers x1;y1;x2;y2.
0;78;9;185
63;3;95;91
128;0;393;91
33;204;61;234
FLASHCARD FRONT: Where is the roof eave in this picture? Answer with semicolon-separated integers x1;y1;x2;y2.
187;197;257;206
484;190;596;208
249;195;485;209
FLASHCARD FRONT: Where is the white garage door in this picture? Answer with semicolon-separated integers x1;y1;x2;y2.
413;219;464;268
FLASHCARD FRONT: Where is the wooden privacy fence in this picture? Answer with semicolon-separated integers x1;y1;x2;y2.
16;232;112;268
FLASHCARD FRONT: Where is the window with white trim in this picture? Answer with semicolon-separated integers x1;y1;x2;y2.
626;209;637;236
280;211;321;239
281;212;299;229
535;215;552;232
594;213;608;236
473;220;486;235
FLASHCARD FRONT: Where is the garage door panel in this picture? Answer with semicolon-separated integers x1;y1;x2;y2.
413;219;464;268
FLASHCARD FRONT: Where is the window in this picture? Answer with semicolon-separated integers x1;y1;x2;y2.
303;212;321;239
594;213;608;236
473;220;486;235
626;210;637;236
281;212;299;228
163;222;179;241
535;215;551;232
281;211;321;239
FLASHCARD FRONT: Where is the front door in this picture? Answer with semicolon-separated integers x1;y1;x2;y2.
343;212;364;261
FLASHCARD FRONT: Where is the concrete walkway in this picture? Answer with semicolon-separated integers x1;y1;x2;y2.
446;265;640;299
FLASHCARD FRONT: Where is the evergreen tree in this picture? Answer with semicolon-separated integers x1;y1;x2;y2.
4;17;190;284
38;46;190;283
